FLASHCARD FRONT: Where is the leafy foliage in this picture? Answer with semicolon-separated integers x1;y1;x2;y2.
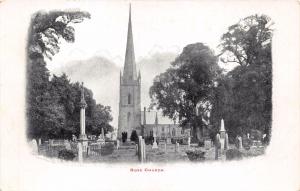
219;14;273;67
225;149;243;160
28;11;91;60
211;14;273;140
58;149;76;161
149;43;221;140
130;130;139;143
27;11;113;140
149;15;273;143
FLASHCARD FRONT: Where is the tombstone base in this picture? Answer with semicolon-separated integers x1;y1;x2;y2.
79;134;88;141
152;142;158;149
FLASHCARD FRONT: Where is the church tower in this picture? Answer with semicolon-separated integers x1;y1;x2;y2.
118;5;141;140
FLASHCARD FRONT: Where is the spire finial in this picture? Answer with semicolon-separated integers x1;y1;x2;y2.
129;3;131;18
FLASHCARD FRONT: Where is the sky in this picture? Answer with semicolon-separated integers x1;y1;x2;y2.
47;1;263;71
46;1;271;128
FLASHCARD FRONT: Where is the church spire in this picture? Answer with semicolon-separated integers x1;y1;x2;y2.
123;4;137;81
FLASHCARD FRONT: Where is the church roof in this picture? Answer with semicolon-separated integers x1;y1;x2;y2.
122;4;137;81
142;110;177;125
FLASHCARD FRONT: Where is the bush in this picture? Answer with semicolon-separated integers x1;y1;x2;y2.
130;130;139;143
186;150;205;161
144;136;153;145
58;149;76;161
242;138;252;150
121;132;127;143
226;149;243;161
250;129;263;140
198;140;204;147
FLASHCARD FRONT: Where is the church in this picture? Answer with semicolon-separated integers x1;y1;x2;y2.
117;5;190;141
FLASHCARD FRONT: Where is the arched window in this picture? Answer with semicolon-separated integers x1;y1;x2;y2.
172;128;176;136
128;93;131;104
127;112;131;122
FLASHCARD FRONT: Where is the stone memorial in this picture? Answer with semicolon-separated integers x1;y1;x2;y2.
166;138;172;144
152;130;158;149
79;82;88;141
187;137;191;148
64;140;71;150
29;139;38;155
138;136;146;163
215;134;221;160
72;134;77;142
175;142;180;153
224;133;229;150
204;139;212;150
152;137;158;149
116;140;120;150
219;119;226;152
236;136;243;150
135;144;138;155
49;139;54;146
77;142;83;162
82;141;88;152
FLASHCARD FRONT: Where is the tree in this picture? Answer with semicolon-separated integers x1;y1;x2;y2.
149;43;221;141
28;10;91;60
219;14;273;67
214;14;273;141
89;104;113;135
27;10;91;139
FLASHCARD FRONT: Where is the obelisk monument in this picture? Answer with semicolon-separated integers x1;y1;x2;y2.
79;82;87;141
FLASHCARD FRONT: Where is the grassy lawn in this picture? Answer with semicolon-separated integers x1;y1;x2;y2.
38;142;266;163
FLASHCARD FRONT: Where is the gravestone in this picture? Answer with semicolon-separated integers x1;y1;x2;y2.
138;136;146;163
204;139;212;150
215;134;221;160
142;139;146;162
77;143;83;162
236;136;243;150
175;142;180;153
135;144;138;155
224;133;229;150
29;139;38;155
219;119;226;152
38;138;42;146
72;134;77;142
116;140;120;150
64;140;71;150
97;135;105;146
187;137;191;148
152;137;158;149
166;138;171;144
82;141;88;152
49;139;54;146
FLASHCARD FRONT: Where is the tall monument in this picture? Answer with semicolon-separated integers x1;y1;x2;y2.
79;82;87;140
118;5;141;140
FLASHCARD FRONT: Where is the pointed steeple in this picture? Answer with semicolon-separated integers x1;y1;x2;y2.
123;4;137;81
